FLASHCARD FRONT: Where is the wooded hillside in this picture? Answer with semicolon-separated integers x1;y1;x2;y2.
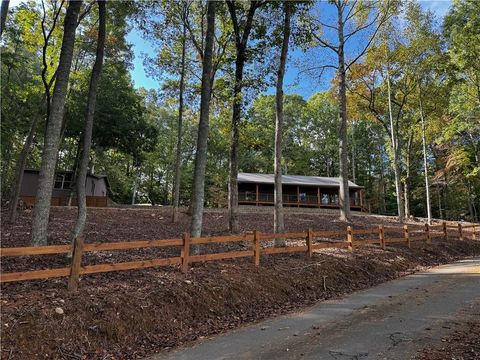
1;0;479;245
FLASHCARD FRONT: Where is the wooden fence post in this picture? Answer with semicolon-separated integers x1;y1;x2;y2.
306;228;313;258
379;224;385;250
181;232;191;273
425;223;431;244
458;223;463;241
404;224;410;249
443;221;447;240
347;226;353;253
253;230;261;266
473;224;476;240
68;236;84;291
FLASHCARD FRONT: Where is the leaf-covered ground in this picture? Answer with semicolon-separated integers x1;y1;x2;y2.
1;207;479;359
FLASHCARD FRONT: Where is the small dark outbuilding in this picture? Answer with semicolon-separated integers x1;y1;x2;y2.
19;169;111;207
237;172;366;212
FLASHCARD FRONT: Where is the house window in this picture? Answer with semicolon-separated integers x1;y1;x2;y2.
321;193;329;204
330;194;338;204
246;191;255;201
54;173;72;189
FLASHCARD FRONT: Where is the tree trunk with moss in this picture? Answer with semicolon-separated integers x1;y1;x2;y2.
31;0;82;246
189;0;215;242
274;1;291;247
71;0;106;244
337;1;351;222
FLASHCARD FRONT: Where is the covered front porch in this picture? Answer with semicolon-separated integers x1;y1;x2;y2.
238;183;366;212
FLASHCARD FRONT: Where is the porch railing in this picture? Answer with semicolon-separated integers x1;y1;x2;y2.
239;192;360;207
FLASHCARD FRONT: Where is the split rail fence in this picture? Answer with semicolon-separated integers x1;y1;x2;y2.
0;221;478;291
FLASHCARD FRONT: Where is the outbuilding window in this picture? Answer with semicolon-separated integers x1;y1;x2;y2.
54;173;72;189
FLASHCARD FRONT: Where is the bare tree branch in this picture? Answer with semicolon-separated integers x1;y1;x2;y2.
344;0;360;22
297;63;338;82
77;1;94;26
184;2;204;62
345;7;391;72
212;32;234;82
311;30;339;54
318;20;339;31
344;12;380;43
226;1;241;47
41;0;65;119
299;64;339;76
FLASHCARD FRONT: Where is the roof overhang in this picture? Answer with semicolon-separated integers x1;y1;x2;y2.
237;173;363;189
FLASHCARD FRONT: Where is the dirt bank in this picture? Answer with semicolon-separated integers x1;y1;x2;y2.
1;207;478;359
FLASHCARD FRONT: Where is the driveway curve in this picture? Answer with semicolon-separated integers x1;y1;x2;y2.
152;257;480;360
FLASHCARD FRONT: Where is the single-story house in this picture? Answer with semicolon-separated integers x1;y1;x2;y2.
19;169;111;207
237;172;366;212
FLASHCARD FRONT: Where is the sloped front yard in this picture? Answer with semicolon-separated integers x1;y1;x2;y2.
1;207;479;359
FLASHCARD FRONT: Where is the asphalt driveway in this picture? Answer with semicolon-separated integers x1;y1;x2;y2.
152;257;480;360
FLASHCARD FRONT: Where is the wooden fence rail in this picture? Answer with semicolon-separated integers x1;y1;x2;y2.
1;221;478;289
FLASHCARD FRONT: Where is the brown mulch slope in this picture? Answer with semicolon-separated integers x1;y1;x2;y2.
2;206;416;247
1;206;429;273
1;207;479;360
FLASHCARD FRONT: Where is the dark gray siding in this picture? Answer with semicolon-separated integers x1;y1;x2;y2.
20;171;108;198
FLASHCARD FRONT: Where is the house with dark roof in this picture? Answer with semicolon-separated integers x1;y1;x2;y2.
237;172;366;212
19;169;111;207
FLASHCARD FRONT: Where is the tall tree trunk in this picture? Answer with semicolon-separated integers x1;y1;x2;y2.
337;2;351;222
172;20;187;223
67;138;82;206
379;143;386;214
227;56;243;234
386;66;405;223
131;167;137;205
466;184;474;221
1;148;11;194
351;121;356;183
71;0;106;244
444;172;449;220
7;99;45;223
89;153;95;174
0;0;10;36
436;184;443;219
189;0;215;241
31;0;82;246
0;0;9;36
404;182;410;218
274;1;291;247
418;85;432;224
472;188;479;222
404;134;413;218
226;1;259;234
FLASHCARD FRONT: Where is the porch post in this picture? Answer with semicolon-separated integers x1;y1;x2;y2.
317;187;320;208
256;184;259;206
297;186;300;207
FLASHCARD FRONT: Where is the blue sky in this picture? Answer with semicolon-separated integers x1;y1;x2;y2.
128;0;452;100
10;0;450;98
8;0;451;98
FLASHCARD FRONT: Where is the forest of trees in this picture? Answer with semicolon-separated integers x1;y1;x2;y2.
1;0;479;245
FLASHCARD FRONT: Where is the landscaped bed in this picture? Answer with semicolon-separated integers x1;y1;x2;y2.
1;207;479;359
